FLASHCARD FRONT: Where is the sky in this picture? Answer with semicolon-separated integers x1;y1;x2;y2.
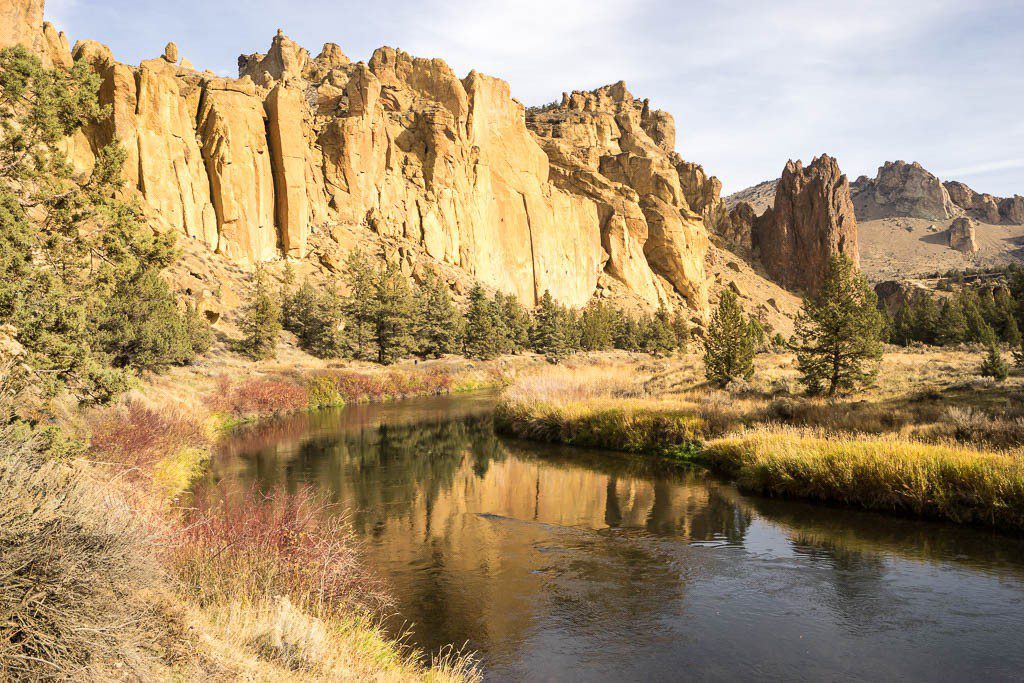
46;0;1024;196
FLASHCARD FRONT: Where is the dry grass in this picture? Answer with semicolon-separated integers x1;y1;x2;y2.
496;349;1024;529
703;428;1024;530
1;360;481;681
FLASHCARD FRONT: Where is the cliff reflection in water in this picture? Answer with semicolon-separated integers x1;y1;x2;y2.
196;394;1024;680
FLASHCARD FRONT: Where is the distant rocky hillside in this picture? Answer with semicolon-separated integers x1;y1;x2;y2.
726;160;1024;282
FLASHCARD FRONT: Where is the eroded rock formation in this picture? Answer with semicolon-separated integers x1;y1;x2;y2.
754;155;859;293
8;0;724;315
944;180;1024;225
851;160;957;221
948;216;979;254
526;83;715;311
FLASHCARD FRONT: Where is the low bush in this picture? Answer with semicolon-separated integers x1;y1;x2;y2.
0;427;165;678
212;376;309;418
495;400;703;456
89;401;207;474
171;485;388;617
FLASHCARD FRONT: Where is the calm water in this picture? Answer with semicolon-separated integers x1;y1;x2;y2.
196;392;1024;681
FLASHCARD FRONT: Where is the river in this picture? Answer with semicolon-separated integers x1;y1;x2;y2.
194;391;1024;681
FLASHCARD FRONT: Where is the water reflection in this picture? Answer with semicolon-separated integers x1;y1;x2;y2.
196;393;1024;681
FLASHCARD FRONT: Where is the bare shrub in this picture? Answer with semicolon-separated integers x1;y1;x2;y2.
0;428;164;678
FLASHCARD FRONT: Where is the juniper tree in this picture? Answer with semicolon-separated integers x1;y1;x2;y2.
415;270;461;358
793;254;885;396
702;289;756;386
238;265;282;360
0;47;198;400
980;342;1009;381
98;268;208;371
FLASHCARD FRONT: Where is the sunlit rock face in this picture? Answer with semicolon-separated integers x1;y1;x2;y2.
21;0;722;314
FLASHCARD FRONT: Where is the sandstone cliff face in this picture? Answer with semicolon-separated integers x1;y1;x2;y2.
754;155;859;293
526;83;714;312
852;160;957;221
29;20;714;313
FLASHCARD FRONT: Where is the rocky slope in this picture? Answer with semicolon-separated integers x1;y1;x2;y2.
3;1;747;319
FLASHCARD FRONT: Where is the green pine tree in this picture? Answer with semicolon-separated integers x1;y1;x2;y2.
340;250;378;361
372;262;416;365
793;254;885;396
238;265;282;360
415;270;461;358
642;306;677;357
494;291;531;354
463;284;502;360
530;290;568;362
579;300;617;351
702;289;756;386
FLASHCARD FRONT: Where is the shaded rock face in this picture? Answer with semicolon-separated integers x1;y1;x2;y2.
45;16;716;313
948;216;979;254
874;279;931;315
944;180;1023;225
754;155;859;293
852;160;957;221
718;201;756;252
525;82;714;312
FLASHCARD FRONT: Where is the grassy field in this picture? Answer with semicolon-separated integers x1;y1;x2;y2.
494;348;1024;530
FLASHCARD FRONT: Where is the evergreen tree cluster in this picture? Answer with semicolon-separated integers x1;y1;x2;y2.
0;47;211;402
889;286;1020;348
271;252;690;365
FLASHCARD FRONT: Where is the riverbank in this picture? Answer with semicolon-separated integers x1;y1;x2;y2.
1;356;507;680
494;350;1024;531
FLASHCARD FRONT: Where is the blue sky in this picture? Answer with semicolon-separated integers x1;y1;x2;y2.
47;0;1024;196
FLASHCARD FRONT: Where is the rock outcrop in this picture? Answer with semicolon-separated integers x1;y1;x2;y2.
852;161;957;221
25;14;717;314
717;202;756;252
944;180;1024;225
948;216;979;254
525;82;713;311
753;155;859;293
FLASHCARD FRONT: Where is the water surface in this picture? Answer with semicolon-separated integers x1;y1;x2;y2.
196;392;1024;681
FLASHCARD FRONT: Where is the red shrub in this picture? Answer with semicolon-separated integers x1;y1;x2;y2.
213;377;309;418
171;485;389;615
323;369;453;404
90;401;206;472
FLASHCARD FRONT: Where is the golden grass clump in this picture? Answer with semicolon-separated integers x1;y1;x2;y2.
703;428;1024;530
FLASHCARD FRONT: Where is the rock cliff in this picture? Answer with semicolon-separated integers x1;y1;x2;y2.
851;160;957;221
944;180;1024;225
753;155;859;293
3;2;722;315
